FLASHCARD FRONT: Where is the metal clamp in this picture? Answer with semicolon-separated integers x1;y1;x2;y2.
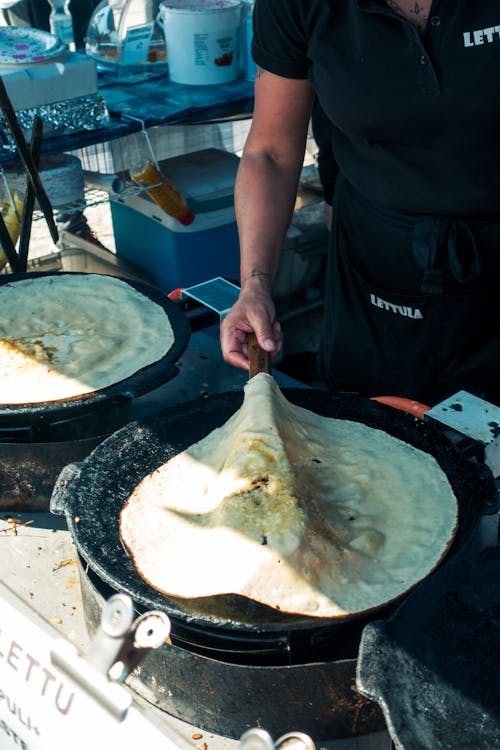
88;593;171;682
240;728;316;750
51;593;171;720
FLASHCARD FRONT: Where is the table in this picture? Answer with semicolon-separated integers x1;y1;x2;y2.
0;71;254;165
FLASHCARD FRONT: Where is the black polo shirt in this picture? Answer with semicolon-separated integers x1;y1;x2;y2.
252;0;500;216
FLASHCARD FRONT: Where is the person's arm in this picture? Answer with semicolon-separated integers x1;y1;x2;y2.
220;68;314;370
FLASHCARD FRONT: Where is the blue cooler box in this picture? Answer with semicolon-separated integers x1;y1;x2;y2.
110;148;241;292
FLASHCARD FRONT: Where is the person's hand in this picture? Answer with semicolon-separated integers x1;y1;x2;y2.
220;277;282;370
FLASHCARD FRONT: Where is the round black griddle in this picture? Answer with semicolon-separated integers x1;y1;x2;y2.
52;389;497;641
357;545;500;750
52;390;499;739
0;271;190;424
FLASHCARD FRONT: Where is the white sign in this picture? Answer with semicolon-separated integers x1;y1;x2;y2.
0;583;181;750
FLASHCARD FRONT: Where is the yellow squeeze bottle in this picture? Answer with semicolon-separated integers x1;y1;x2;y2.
0;189;24;270
131;160;195;226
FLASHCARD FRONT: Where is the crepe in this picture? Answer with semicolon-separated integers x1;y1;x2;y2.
0;274;174;404
120;374;459;618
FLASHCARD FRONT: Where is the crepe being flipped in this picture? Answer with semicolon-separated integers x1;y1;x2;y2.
0;274;174;404
120;374;459;618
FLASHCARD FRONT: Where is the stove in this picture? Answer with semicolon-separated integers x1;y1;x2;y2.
0;330;498;750
0;331;388;749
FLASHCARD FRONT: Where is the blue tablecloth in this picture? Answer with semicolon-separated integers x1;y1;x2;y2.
0;72;254;164
101;71;254;125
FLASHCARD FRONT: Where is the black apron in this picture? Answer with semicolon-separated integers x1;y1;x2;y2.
317;176;500;406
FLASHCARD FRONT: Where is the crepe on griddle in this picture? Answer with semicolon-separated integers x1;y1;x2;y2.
0;274;174;404
120;374;459;618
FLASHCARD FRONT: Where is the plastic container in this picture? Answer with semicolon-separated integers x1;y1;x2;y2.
48;0;76;50
0;190;23;271
110;148;241;291
158;0;241;85
129;158;194;225
85;0;167;82
239;0;255;81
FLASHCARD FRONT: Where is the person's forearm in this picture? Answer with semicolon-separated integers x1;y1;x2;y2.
220;72;313;368
235;148;304;287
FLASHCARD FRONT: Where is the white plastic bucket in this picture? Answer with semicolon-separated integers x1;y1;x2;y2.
159;0;241;85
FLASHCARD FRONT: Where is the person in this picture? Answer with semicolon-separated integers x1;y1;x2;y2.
220;0;500;407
